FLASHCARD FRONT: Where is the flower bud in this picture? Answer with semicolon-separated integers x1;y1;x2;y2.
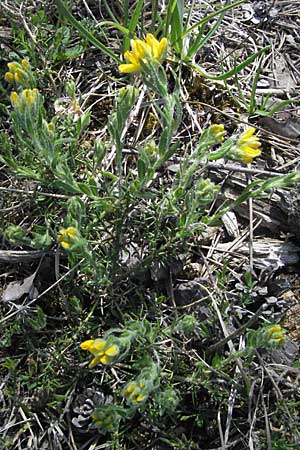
4;72;14;83
21;59;30;71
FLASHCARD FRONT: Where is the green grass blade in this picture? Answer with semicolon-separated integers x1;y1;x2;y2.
187;46;270;81
248;57;263;114
267;98;300;116
124;0;144;51
123;0;129;26
164;0;178;38
55;0;121;63
150;0;159;33
182;0;247;38
170;0;184;55
102;0;119;23
128;0;144;33
185;23;207;60
95;20;130;36
223;77;247;110
186;10;226;59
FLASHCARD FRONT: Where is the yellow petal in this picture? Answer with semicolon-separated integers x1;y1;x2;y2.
66;227;78;238
243;147;261;157
146;33;159;48
241;156;252;164
93;339;106;352
89;356;101;368
240;148;261;163
269;325;281;333
105;345;119;357
124;50;139;65
60;241;71;249
132;39;148;59
135;394;144;402
240;127;255;141
157;37;168;60
124;383;136;396
146;34;160;58
100;354;110;364
80;339;95;351
119;63;140;74
244;141;261;149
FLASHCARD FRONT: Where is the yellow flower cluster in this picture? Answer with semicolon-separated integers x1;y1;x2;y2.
57;227;79;249
123;361;158;406
91;405;122;433
266;324;286;344
80;339;119;368
10;88;39;109
119;34;168;74
5;59;31;85
233;127;261;163
92;413;114;431
209;124;227;143
123;381;145;404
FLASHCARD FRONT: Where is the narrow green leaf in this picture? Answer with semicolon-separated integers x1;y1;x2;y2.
182;0;248;38
186;11;226;59
172;0;184;54
128;0;144;33
249;57;263;114
187;46;270;81
164;0;178;37
77;182;98;198
150;0;159;33
138;158;146;181
95;20;130;37
267;98;300;116
55;0;121;63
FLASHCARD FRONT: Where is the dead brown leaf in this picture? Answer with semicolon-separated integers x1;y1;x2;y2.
1;271;38;303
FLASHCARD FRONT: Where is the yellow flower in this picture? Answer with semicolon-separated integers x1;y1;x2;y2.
21;59;30;71
119;33;168;74
209;124;226;143
123;381;146;404
58;226;79;249
123;382;136;396
10;91;21;108
134;393;144;402
80;339;96;351
14;69;26;84
6;61;31;85
10;89;39;110
7;62;19;72
4;72;15;83
266;325;286;344
21;88;38;107
80;338;119;367
232;127;261;163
